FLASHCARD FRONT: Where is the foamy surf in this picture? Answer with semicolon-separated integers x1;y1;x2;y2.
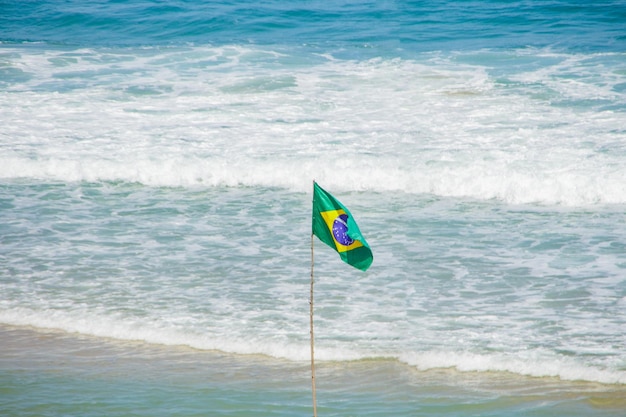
2;45;624;205
2;153;625;205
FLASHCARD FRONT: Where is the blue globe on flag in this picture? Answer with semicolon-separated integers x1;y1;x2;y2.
332;214;354;246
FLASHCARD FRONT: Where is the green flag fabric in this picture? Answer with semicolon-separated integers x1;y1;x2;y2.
312;182;373;271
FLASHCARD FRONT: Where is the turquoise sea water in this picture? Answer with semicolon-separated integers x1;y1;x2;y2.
2;1;626;416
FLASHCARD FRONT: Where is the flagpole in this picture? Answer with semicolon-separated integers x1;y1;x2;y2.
310;232;318;417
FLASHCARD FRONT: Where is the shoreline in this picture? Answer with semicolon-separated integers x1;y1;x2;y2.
1;324;625;416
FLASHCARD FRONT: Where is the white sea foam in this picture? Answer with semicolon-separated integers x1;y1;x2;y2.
0;307;356;362
1;152;625;205
1;46;625;205
399;351;626;385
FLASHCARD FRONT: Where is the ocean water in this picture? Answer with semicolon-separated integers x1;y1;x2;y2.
1;1;626;416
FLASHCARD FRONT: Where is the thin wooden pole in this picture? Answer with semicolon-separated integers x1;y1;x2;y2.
310;233;318;417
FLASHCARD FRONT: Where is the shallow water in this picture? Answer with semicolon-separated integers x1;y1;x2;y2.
2;325;625;417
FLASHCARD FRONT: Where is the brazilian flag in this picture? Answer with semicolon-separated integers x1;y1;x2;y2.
312;182;373;271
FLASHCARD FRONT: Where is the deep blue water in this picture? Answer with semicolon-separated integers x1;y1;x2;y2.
3;1;625;53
